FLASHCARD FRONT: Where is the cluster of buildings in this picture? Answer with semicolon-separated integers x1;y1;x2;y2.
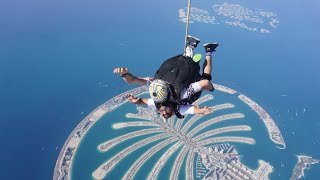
197;144;273;180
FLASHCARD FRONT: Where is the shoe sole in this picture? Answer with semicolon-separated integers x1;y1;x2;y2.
187;35;200;42
203;43;219;47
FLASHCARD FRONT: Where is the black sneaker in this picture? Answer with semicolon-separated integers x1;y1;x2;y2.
203;43;219;53
187;35;201;48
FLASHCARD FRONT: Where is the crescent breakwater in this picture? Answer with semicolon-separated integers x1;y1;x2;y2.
213;83;286;148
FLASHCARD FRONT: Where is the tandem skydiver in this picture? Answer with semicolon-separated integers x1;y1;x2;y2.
113;35;219;118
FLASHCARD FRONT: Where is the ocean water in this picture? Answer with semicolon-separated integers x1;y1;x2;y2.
1;0;319;179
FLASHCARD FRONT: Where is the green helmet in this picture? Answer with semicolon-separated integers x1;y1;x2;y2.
149;79;170;103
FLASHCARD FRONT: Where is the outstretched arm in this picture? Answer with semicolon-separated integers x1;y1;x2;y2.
193;106;213;115
125;94;149;105
180;104;213;116
113;67;150;85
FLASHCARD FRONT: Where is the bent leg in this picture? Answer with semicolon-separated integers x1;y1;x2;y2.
197;79;213;91
200;50;214;91
202;43;218;76
201;43;219;91
201;53;214;91
202;54;212;76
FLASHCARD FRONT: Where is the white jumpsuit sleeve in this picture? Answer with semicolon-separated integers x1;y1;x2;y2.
147;98;157;111
179;104;195;115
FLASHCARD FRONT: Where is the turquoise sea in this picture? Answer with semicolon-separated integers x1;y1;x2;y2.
1;0;319;179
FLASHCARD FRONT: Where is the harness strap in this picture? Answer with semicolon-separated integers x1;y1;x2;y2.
172;103;185;119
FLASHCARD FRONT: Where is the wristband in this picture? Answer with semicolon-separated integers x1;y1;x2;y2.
135;97;141;104
121;73;129;77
